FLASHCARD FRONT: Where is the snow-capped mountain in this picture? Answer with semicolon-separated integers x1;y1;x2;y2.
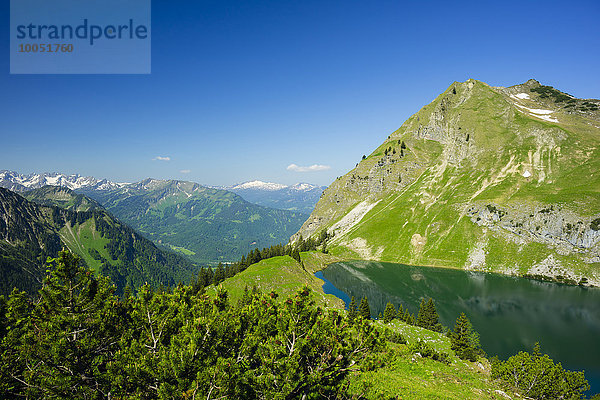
227;180;324;192
0;170;125;192
229;180;289;191
225;180;326;214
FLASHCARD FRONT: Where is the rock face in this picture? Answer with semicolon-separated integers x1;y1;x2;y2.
294;79;600;285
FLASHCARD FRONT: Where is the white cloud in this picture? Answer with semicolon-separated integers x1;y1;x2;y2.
153;156;171;161
286;163;331;172
180;169;191;174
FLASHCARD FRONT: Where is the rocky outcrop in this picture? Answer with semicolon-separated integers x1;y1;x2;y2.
468;203;600;251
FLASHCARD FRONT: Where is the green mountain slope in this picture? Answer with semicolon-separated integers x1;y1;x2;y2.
294;79;600;285
79;179;308;264
23;185;103;211
214;253;344;309
0;187;197;295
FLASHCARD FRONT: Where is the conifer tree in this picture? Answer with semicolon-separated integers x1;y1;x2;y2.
0;250;123;398
214;263;226;285
492;343;589;399
383;302;397;323
358;296;371;320
416;298;442;332
450;312;481;361
347;296;358;321
291;248;301;264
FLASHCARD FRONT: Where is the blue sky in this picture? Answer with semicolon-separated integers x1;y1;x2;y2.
1;0;599;186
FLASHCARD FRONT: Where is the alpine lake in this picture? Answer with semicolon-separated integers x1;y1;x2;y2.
316;261;600;395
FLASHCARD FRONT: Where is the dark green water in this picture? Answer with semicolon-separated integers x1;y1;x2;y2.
318;261;600;395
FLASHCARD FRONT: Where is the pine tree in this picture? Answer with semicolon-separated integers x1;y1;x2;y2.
214;263;226;285
358;296;371;320
450;313;481;361
492;342;589;399
383;302;397;323
347;296;358;322
0;250;123;398
291;248;301;264
397;304;404;321
402;309;412;323
416;298;442;332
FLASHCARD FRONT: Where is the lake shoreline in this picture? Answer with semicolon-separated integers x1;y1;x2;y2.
312;255;598;289
317;259;600;396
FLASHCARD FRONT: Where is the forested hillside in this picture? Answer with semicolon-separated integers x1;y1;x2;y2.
0;187;197;296
79;179;307;264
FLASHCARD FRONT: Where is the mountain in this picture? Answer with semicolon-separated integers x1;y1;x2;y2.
78;179;308;264
0;170;124;192
23;185;103;212
0;187;197;296
294;79;600;286
225;180;326;214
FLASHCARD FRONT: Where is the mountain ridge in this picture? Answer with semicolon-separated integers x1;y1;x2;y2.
23;185;103;212
0;174;310;263
0;170;125;192
0;187;197;295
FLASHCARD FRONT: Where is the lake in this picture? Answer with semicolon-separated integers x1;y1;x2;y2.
317;260;600;395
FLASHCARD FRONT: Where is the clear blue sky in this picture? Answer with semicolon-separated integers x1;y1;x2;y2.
1;0;599;186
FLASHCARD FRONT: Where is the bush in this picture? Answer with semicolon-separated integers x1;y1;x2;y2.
387;331;406;344
491;343;589;399
409;340;450;364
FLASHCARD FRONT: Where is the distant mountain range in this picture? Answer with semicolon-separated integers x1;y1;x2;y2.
0;170;125;192
0;172;312;264
0;171;324;214
77;179;308;264
22;185;103;212
222;180;326;214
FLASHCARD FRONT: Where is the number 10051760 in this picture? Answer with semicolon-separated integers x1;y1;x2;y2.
18;43;74;52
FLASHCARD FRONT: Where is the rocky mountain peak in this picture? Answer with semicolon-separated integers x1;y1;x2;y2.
293;78;600;285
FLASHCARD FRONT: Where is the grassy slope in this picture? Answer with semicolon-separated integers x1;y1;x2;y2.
213;253;344;309
58;218;111;273
352;321;517;400
351;321;514;400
